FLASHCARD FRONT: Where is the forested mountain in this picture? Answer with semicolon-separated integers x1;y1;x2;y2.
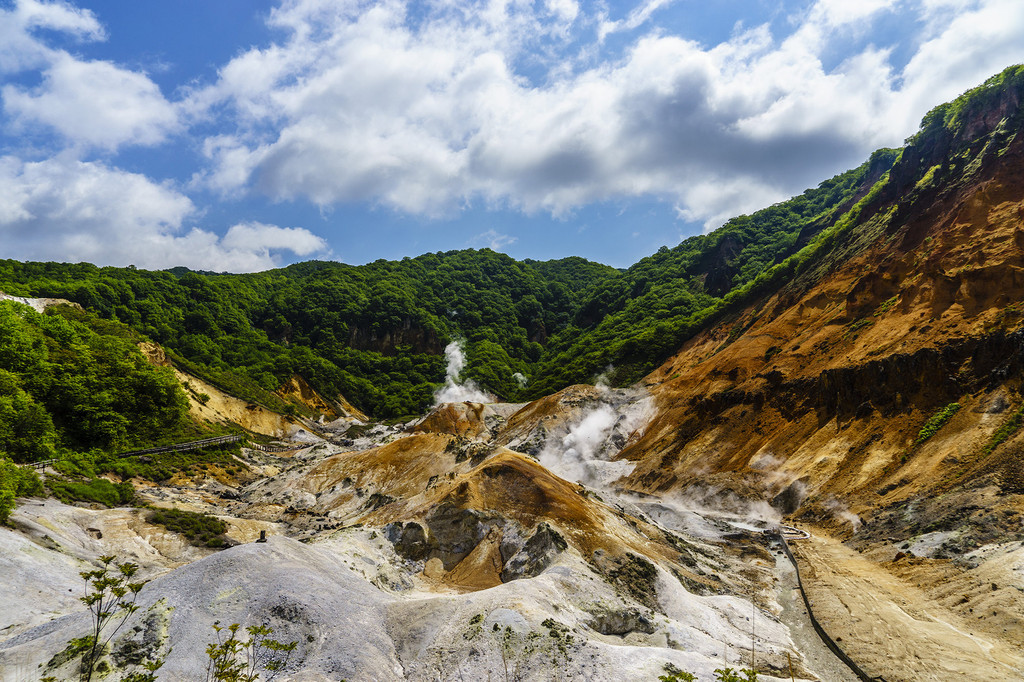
0;252;619;420
0;161;890;424
2;66;1021;434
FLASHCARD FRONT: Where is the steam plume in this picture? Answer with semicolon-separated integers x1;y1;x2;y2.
538;393;653;488
433;340;492;405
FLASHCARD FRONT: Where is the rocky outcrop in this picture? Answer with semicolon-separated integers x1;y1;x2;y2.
347;317;442;355
0;291;82;313
500;522;568;581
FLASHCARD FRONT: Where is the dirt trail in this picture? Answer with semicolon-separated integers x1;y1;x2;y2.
773;551;859;682
792;529;1024;681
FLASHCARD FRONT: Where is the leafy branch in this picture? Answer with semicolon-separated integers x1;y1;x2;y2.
205;621;297;682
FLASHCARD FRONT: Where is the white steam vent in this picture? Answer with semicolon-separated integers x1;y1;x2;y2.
538;392;654;488
433;339;493;405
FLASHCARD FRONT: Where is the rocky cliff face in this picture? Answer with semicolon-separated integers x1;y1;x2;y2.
348;316;443;355
625;73;1024;511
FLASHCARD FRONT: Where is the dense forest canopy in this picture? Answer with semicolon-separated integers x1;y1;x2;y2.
0;301;191;461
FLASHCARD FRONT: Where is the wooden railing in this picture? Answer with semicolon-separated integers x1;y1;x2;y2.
248;442;308;453
24;435;315;470
26;435;244;470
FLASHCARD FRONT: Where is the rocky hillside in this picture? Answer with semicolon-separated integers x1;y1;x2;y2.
2;389;838;682
618;66;1024;678
624;65;1024;519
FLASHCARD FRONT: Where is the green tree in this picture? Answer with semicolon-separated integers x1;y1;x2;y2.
205;621;297;682
75;556;147;682
0;457;42;523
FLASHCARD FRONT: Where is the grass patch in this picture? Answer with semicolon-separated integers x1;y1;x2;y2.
915;402;961;445
983;402;1024;455
47;476;135;507
52;441;243;484
147;507;228;548
874;295;899;317
604;552;659;610
845;318;874;337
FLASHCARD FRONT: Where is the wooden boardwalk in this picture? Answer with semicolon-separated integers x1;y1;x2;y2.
24;435;315;470
26;434;244;470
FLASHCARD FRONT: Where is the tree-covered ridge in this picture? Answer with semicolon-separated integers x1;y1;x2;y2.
0;251;616;417
528;153;894;393
0;301;191;461
908;64;1024;147
0;156;906;417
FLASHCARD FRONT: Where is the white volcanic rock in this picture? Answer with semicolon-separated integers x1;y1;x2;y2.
1;522;800;682
1;389;809;682
2;535;405;682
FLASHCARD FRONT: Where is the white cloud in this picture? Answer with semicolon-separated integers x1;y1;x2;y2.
0;0;103;73
4;53;179;150
15;0;104;38
546;0;579;24
0;0;178;151
221;221;328;256
4;0;1023;266
809;0;898;27
599;0;678;40
470;228;518;251
187;0;1024;232
0;156;328;271
674;177;785;232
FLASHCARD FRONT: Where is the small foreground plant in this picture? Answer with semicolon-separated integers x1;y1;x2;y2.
205;621;297;682
63;555;147;682
658;666;757;682
121;657;166;682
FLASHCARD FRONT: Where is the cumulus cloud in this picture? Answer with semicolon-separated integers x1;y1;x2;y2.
4;0;1024;271
0;156;328;271
599;0;677;40
470;229;517;251
0;0;331;272
189;0;1024;232
0;0;103;72
0;0;179;151
3;53;180;150
809;0;898;27
221;221;327;256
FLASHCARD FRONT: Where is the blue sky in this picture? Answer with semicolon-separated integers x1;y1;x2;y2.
2;0;1024;271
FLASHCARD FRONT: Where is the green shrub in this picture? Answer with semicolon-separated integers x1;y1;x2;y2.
0;457;43;522
40;556;156;682
53;441;242;484
48;476;134;507
205;621;297;682
657;667;757;681
147;507;228;548
915;402;961;445
983;401;1024;454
